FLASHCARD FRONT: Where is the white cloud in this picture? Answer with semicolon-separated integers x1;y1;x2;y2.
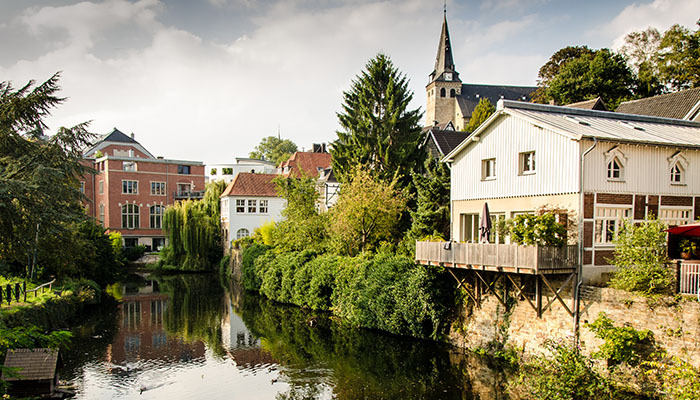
600;0;700;49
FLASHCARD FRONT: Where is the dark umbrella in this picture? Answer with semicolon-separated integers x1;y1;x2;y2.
667;223;700;236
480;202;492;243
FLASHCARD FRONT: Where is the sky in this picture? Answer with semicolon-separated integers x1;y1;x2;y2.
1;0;699;164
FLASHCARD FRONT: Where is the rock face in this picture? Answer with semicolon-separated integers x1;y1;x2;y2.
449;284;700;368
129;253;160;267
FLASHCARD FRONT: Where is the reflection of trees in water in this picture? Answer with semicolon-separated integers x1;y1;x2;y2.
157;274;227;357
233;290;508;400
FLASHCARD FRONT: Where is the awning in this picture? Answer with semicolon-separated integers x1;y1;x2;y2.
666;223;700;237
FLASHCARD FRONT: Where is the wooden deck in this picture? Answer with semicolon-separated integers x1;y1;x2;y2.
415;241;578;275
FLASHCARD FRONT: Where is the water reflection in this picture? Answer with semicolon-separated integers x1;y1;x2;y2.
62;273;509;399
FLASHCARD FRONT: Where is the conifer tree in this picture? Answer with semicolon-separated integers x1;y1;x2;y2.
464;98;496;133
331;53;424;189
407;156;450;242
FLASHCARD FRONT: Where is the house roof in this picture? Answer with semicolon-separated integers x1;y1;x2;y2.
99;128;138;144
1;348;59;381
443;100;700;162
456;84;537;119
279;151;332;178
424;128;469;156
564;97;608;111
616;88;700;120
83;127;156;159
221;173;279;197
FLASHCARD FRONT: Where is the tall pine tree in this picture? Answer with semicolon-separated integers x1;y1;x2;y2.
331;53;424;189
407;156;451;242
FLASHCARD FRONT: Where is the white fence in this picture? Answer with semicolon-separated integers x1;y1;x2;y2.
678;262;700;295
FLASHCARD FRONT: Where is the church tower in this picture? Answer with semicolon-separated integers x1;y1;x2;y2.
426;11;464;130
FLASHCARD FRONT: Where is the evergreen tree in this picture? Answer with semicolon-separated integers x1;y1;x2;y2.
464;98;496;133
331;53;424;189
406;156;450;243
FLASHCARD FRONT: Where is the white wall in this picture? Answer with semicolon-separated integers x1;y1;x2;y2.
206;161;277;183
221;195;285;246
451;114;580;201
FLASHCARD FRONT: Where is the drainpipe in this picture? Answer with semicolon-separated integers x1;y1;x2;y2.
446;161;453;242
575;137;597;344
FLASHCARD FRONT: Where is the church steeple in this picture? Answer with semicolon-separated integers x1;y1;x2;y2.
429;11;460;83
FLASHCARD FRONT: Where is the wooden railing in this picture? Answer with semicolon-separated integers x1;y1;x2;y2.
677;262;700;295
415;241;578;274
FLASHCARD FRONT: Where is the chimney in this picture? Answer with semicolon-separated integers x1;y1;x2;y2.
131;132;135;140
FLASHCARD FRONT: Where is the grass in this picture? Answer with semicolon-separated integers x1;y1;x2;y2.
0;276;59;312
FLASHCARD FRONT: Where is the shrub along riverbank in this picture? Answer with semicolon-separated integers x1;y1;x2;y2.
240;244;455;340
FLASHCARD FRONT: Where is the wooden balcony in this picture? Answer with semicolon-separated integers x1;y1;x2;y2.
415;241;578;275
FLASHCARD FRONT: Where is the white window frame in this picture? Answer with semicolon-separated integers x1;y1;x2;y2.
150;181;166;196
236;199;245;213
122;180;138;194
604;146;627;182
259;199;269;214
236;228;250;239
460;213;479;243
519;151;535;175
668;152;688;185
594;206;632;246
99;180;104;194
481;158;496;181
99;203;105;225
150;204;164;229
247;199;257;213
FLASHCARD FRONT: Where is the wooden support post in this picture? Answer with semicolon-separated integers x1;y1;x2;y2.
540;273;575;317
536;276;542;318
448;269;479;306
676;260;681;294
505;274;537;314
474;271;507;307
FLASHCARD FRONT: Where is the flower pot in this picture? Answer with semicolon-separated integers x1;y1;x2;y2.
681;251;693;260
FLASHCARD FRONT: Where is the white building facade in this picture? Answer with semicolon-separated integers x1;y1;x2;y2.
207;158;276;184
443;100;700;284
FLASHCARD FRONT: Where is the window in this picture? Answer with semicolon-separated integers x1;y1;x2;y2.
607;158;623;179
177;183;191;195
482;158;496;180
178;165;191;175
210;168;217;175
122;180;138;194
594;207;631;245
519;151;535;175
440;88;446;97
221;198;229;217
670;163;684;184
152;238;165;252
222;167;233;175
80;181;85;193
121;203;140;229
150;205;164;229
99;180;104;194
489;213;506;244
259;199;268;214
99;203;105;225
236;228;250;239
460;213;479;243
123;161;136;171
450;88;456;98
236;199;245;213
151;182;166;196
247;199;257;213
659;207;692;227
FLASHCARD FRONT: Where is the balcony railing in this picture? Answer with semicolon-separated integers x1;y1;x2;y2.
415;241;578;274
677;261;700;295
173;190;205;200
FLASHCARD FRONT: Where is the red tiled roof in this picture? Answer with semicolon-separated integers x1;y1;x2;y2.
279;152;332;178
221;173;278;197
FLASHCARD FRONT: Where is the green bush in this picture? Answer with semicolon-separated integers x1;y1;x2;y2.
240;244;270;291
586;313;655;367
123;244;147;261
506;213;566;246
609;217;673;295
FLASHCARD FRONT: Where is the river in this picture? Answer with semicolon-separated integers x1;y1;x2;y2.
60;273;509;399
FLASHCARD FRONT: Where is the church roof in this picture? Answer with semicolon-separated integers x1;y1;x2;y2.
616;88;700;120
456;84;536;119
429;13;459;83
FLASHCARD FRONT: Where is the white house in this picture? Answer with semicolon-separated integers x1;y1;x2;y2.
206;158;276;184
220;172;285;248
443;100;700;284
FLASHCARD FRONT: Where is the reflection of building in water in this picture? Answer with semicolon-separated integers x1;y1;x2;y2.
107;278;205;366
221;295;277;369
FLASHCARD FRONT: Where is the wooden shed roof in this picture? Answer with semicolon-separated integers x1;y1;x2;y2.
2;348;60;381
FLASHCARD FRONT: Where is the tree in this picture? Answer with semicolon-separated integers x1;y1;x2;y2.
406;156;450;243
331;53;424;189
249;136;298;166
329;168;406;255
620;27;663;97
464;98;495;133
609;217;672;295
0;73;95;278
532;46;594;103
271;175;328;252
537;48;635;109
657;22;700;91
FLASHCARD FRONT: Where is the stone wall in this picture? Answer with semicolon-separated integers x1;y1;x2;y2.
449;284;700;368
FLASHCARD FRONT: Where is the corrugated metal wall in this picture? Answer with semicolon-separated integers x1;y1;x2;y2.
583;140;700;195
451;115;580;201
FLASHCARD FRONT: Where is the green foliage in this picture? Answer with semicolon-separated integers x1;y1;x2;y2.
644;355;700;400
253;221;276;246
249;136;298;166
656;22;700;91
109;232;124;262
331;53;424;190
586;313;655;366
160;181;226;271
222;167;232;175
679;238;697;255
505;213;566;246
328;168;407;255
609;217;673;295
513;340;625;400
464;98;496;133
122;244;146;262
272;175;329;252
240;243;270;291
406;156;450;250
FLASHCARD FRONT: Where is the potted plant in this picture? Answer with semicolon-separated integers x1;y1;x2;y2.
679;239;697;259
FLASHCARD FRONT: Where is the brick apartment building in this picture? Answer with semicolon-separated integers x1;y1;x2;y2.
81;128;205;250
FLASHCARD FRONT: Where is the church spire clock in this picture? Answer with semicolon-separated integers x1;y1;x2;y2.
426;11;464;129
